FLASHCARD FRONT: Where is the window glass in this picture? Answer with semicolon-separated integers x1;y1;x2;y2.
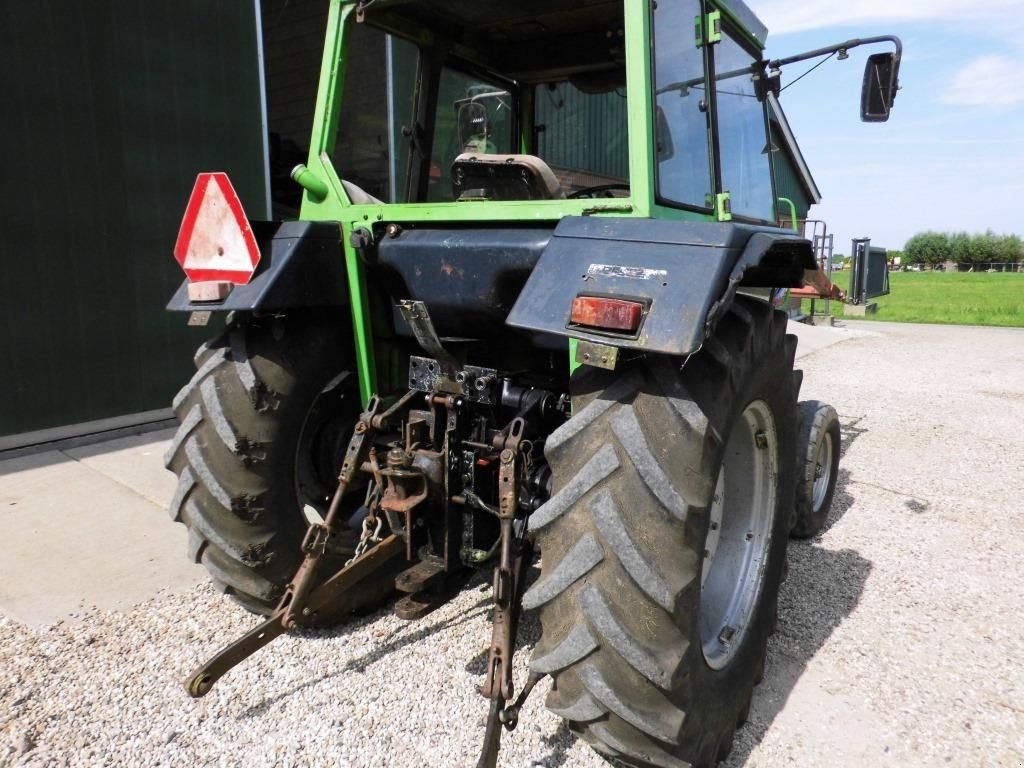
653;0;712;209
327;28;421;204
385;37;418;203
714;33;774;221
330;24;392;201
535;81;628;196
427;69;514;201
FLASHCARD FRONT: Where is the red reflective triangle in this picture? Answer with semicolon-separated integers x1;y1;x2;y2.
173;172;261;284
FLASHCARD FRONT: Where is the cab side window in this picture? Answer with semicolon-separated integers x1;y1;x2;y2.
714;31;775;221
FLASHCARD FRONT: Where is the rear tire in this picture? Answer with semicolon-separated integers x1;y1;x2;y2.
790;401;841;539
163;313;384;617
527;298;797;768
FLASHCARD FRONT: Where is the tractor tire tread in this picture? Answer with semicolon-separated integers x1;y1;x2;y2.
790;400;841;538
531;297;796;767
163;317;354;614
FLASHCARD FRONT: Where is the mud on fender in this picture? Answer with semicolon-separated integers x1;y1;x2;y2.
506;216;815;357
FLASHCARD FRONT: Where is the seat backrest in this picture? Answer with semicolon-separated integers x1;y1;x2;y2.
451;153;566;201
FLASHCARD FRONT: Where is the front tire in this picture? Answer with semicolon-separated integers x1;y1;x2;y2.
790;401;841;539
527;298;797;768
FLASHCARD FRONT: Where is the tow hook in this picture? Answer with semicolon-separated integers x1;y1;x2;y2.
476;671;545;768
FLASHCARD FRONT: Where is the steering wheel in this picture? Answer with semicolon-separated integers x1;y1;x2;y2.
567;183;631;199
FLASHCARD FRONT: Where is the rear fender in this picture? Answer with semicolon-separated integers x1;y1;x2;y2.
166;220;348;312
505;217;815;357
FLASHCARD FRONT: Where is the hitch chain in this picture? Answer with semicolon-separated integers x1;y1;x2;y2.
347;513;384;565
184;396;394;698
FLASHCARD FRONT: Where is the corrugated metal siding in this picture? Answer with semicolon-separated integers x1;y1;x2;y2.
770;127;812;220
536;83;629;180
262;0;329;149
331;26;390;200
1;0;267;439
262;1;393;203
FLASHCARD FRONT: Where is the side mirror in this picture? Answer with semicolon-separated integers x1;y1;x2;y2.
655;105;674;162
861;52;900;122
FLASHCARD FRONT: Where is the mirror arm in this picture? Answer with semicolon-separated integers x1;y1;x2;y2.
766;35;902;71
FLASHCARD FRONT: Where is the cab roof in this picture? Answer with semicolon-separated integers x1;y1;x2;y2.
358;0;768;81
360;0;626;82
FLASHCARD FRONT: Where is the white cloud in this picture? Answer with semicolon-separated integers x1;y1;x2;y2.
941;55;1024;105
751;0;1024;35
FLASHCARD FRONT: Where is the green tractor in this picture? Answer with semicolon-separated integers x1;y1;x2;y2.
164;1;899;765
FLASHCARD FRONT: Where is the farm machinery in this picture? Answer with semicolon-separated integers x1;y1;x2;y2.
163;1;900;765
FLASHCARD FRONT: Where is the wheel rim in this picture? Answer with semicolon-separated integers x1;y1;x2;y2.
812;430;833;512
294;370;361;521
700;400;778;670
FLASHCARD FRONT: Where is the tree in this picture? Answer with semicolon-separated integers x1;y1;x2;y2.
997;234;1022;265
949;232;974;265
902;230;1024;268
904;231;948;265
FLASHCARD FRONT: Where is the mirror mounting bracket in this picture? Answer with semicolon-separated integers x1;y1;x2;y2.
764;35;902;122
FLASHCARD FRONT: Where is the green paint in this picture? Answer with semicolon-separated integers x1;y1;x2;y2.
519;86;534;154
696;10;723;47
625;0;655;217
291;164;329;202
343;232;378;405
300;1;662;226
301;0;356;216
304;1;377;403
707;10;723;44
777;196;799;232
715;192;733;222
568;338;581;375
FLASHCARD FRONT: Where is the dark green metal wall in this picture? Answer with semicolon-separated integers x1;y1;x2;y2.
771;142;813;220
1;0;268;440
536;84;630;181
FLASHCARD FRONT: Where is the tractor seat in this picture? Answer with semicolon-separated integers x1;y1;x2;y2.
451;153;566;201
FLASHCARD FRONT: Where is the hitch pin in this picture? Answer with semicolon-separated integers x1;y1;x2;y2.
475;672;545;768
499;671;544;730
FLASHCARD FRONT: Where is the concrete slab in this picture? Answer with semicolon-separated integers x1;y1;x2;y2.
0;431;202;628
844;301;878;316
64;427;178;507
787;318;876;360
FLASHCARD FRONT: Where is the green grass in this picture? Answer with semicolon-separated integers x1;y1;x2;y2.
801;271;1024;327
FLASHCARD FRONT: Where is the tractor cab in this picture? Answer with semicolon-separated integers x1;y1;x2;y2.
300;0;740;217
295;0;897;226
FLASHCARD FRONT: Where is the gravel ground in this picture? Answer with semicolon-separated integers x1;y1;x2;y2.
3;321;1024;768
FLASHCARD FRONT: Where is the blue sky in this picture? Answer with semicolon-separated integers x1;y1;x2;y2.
748;0;1024;252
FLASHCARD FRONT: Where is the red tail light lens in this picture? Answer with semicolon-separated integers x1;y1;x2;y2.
570;296;644;333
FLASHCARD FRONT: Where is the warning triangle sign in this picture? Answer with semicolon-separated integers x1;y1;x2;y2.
174;173;261;284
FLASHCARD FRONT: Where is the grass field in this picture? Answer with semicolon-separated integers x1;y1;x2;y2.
801;271;1024;327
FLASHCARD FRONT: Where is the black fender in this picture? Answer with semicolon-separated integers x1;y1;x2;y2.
504;216;815;357
166;220;348;312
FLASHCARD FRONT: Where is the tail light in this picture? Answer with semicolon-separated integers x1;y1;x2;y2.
569;296;644;333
